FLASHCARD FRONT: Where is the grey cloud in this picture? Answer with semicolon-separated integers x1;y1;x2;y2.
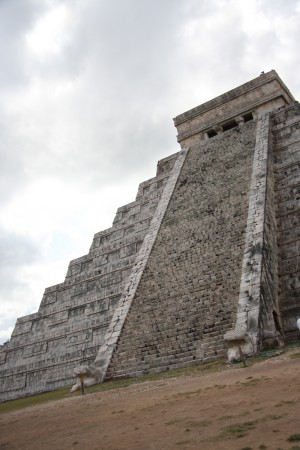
0;226;41;341
259;0;300;17
0;120;28;207
1;0;300;344
0;0;186;188
0;227;40;273
0;0;46;87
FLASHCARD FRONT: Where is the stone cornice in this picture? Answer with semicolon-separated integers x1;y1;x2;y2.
176;93;289;143
173;70;294;127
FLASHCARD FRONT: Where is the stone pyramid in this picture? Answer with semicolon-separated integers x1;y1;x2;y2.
1;70;300;401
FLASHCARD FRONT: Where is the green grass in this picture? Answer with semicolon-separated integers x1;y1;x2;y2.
288;435;300;442
239;378;262;387
0;387;74;414
166;418;212;428
266;414;282;420
220;421;257;438
286;340;300;348
165;418;183;426
0;348;291;415
0;360;223;414
219;415;234;421
218;413;284;440
111;409;125;414
185;419;212;428
289;351;300;359
275;400;295;407
172;387;202;398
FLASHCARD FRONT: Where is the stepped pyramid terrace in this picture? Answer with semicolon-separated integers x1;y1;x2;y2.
1;70;300;401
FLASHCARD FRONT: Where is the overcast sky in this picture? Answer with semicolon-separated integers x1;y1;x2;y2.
1;0;300;344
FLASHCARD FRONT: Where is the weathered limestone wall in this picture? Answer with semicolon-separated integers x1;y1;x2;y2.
0;152;179;402
272;103;300;342
226;102;300;357
225;113;282;360
106;121;256;379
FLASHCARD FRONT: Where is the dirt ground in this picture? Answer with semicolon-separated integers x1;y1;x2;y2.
0;350;300;450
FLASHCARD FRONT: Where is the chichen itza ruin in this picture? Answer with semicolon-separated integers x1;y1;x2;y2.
1;70;300;401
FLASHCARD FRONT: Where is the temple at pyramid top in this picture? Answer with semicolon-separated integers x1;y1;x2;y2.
174;70;295;147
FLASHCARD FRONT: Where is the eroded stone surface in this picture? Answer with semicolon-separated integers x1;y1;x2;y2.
224;114;278;360
1;71;299;400
272;103;300;342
